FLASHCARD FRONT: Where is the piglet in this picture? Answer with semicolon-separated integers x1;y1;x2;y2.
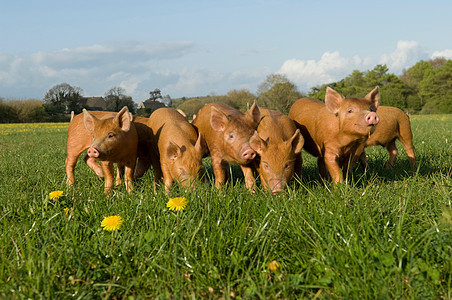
82;106;138;193
357;106;415;169
66;111;116;187
289;87;380;183
246;108;304;194
147;107;206;191
192;102;260;188
66;111;152;190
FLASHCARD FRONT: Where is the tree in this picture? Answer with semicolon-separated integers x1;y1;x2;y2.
8;99;47;122
177;98;204;120
257;74;303;114
419;60;452;114
400;60;433;93
149;89;163;101
0;99;19;123
104;87;137;114
380;81;407;109
401;58;450;113
309;65;409;110
363;64;390;87
43;83;84;116
257;74;289;96
161;95;172;107
226;89;255;111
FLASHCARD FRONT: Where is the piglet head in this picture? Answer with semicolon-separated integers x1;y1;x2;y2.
165;133;206;189
83;106;134;161
210;101;260;165
249;129;304;194
325;86;380;138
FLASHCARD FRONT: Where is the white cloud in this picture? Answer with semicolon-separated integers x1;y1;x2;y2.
278;40;432;92
379;40;427;73
0;40;449;101
278;51;368;92
281;51;350;85
119;77;141;95
431;49;452;59
0;41;194;100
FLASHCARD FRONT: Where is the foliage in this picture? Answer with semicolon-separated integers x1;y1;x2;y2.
309;64;409;109
43;83;84;117
7;99;47;122
0;116;450;298
257;74;304;114
0;99;19;123
0;99;48;123
176;98;204;119
136;101;165;118
309;59;451;114
225;89;256;111
104;87;137;114
418;60;452;114
2;58;451;123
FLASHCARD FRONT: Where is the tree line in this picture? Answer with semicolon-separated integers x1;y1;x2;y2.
1;58;450;123
175;58;451;118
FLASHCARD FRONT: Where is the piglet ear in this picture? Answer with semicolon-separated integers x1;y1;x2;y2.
365;86;380;111
167;141;183;160
115;106;132;132
246;100;261;128
210;106;229;132
83;109;97;133
325;87;344;114
249;131;266;155
288;129;304;154
194;133;207;155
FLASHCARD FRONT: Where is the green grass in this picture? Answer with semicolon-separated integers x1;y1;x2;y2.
0;116;451;299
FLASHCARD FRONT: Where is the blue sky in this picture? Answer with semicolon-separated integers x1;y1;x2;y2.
1;0;451;102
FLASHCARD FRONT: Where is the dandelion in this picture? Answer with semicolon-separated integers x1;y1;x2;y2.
268;260;280;272
101;215;123;231
166;197;188;298
49;190;64;200
64;208;69;215
167;197;188;211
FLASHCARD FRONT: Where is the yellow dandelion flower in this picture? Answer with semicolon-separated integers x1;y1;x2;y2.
49;190;64;200
167;197;188;211
101;216;123;231
64;208;69;215
268;260;280;272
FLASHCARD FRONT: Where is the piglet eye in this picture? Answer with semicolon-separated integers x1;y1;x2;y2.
347;108;353;113
107;132;115;139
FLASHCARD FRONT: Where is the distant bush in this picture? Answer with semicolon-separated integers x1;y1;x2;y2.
8;99;48;122
0;99;19;123
0;99;49;123
177;98;204;120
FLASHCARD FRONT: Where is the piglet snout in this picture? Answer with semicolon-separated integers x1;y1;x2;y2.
366;112;379;126
241;148;256;160
87;146;100;158
269;180;284;195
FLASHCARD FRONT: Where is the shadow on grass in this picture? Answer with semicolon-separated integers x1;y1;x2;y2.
139;151;450;194
353;153;451;183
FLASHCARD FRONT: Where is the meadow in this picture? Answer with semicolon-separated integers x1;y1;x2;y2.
0;115;451;299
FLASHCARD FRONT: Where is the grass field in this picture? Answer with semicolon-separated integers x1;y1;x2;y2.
0;115;451;299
